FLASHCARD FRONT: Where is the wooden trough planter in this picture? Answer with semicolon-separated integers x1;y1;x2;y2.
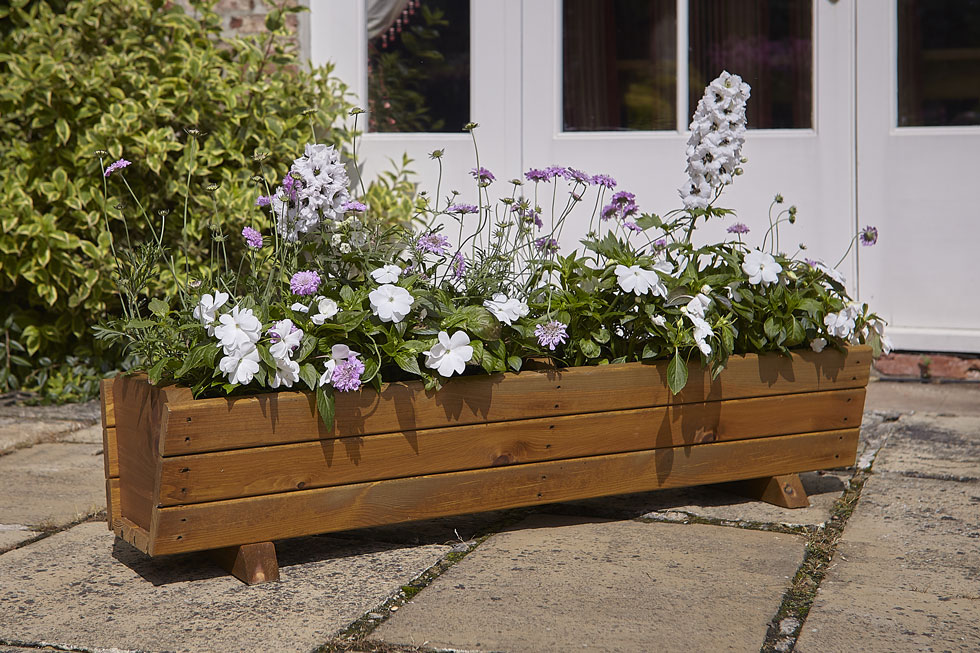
101;345;870;584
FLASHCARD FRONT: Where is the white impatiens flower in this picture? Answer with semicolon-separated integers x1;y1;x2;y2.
742;250;782;286
869;318;894;354
310;296;339;325
686;286;712;319
369;284;415;323
614;264;668;297
290;302;310;313
824;304;859;339
686;313;714;356
318;344;360;387
649;314;667;328
679;71;751;210
192;291;230;334
268;319;303;361
218;343;261;385
483;293;529;326
269;357;300;389
370;265;402;284
213;305;262;353
810;337;828;353
423;331;474;377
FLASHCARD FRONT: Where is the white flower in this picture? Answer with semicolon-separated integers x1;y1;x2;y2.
318;344;360;387
218;343;261;385
311;297;339;325
650;314;667;327
330;233;343;246
742;250;782;286
192;291;229;334
810;337;828;353
423;331;474;377
483;293;529;326
213;305;262;353
688;313;714;355
370;265;402;284
686;290;712;319
291;302;310;313
339;242;351;254
824;305;858;339
268;319;303;361
369;284;415;323
269;357;300;389
869;319;893;354
614;264;668;297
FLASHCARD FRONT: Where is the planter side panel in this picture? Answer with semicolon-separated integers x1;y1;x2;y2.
158;347;872;456
156;387;866;506
149;428;859;555
113;375;165;544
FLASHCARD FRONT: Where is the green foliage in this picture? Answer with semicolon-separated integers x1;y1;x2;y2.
0;0;354;398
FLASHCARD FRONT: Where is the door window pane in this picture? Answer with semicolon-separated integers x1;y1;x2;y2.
367;0;470;133
898;0;980;127
689;0;812;129
563;0;677;131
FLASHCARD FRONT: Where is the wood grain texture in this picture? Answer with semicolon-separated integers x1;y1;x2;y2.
106;478;121;531
721;473;811;508
148;428;859;555
157;347;872;456
113;375;165;534
209;542;280;585
113;516;151;553
156;388;866;505
100;378;119;479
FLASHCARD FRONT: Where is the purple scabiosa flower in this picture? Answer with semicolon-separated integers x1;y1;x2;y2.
104;158;132;177
623;221;642;233
652;238;667;253
600;203;619;221
525;168;550;182
416;232;452;255
332;355;365;392
447;203;479;214
564;168;592;185
470;167;495;185
281;174;301;203
859;225;878;246
452;251;467;279
545;165;567;181
727;222;750;234
535;320;568;351
611;190;636;205
255;195;272;207
535;237;559;254
242;226;263;249
591;174;617;189
341;200;368;212
290;270;321;296
804;258;819;268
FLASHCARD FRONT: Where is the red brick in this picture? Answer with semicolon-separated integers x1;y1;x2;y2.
874;353;925;378
215;0;253;12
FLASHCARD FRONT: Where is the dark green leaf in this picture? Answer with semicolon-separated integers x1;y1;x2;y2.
148;297;168;317
299;363;319;391
667;348;688;395
395;352;422;377
315;384;335;431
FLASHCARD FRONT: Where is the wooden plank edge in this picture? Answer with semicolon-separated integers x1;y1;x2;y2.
148;428;859;555
106;478;121;531
113;516;151;554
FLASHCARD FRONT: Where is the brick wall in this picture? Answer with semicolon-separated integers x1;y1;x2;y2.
176;0;310;60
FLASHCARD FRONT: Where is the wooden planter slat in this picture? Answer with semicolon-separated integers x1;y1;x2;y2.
156;387;866;506
144;428;858;555
151;347;870;456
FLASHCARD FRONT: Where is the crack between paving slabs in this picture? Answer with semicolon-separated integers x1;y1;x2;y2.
0;637;143;653
0;510;107;556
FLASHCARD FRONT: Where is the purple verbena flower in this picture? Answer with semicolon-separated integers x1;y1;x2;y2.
416;232;452;255
341;200;368;212
470;167;495;185
727;222;750;234
290;270;321;296
535;320;568;351
104;159;132;177
591;174;617;189
447;203;478;214
859;225;878;246
535;237;559;254
255;195;272;207
242;226;263;249
332;355;365;392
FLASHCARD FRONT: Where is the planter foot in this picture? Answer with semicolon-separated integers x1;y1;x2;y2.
209;542;280;584
719;473;810;509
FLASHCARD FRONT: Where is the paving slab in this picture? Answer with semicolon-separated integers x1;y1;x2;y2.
544;470;849;528
865;379;980;417
0;522;449;653
0;443;105;528
797;473;980;652
0;526;39;554
0;417;90;454
374;514;806;652
0;398;101;422
874;414;980;480
58;424;104;445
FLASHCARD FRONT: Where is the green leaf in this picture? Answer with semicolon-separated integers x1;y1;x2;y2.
635;213;662;230
295;334;317;362
592;327;611;344
315;384;335;431
55;118;70;145
361;357;380;383
340;285;355;303
256;343;276;369
507;355;522;372
452;305;500;341
175;343;215;379
147;359;167;384
764;317;781;340
394;351;422;377
148;297;168;317
579;337;600;359
299;363;319;391
667;348;688;395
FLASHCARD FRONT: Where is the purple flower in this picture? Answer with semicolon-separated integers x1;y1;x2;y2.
564;168;591;185
535;320;568;351
600;203;619;221
859;225;878;246
332;355;365;392
545;165;567;180
290;270;321;296
652;238;667;253
591;174;617;189
242;226;263;249
470;167;495;185
727;222;750;234
255;195;272;207
805;258;819;268
281;174;301;203
452;251;467;279
623;221;642;233
447;203;479;214
535;237;559;254
104;159;132;177
611;190;636;205
525;168;551;182
417;232;452;255
341;200;368;213
267;323;299;345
